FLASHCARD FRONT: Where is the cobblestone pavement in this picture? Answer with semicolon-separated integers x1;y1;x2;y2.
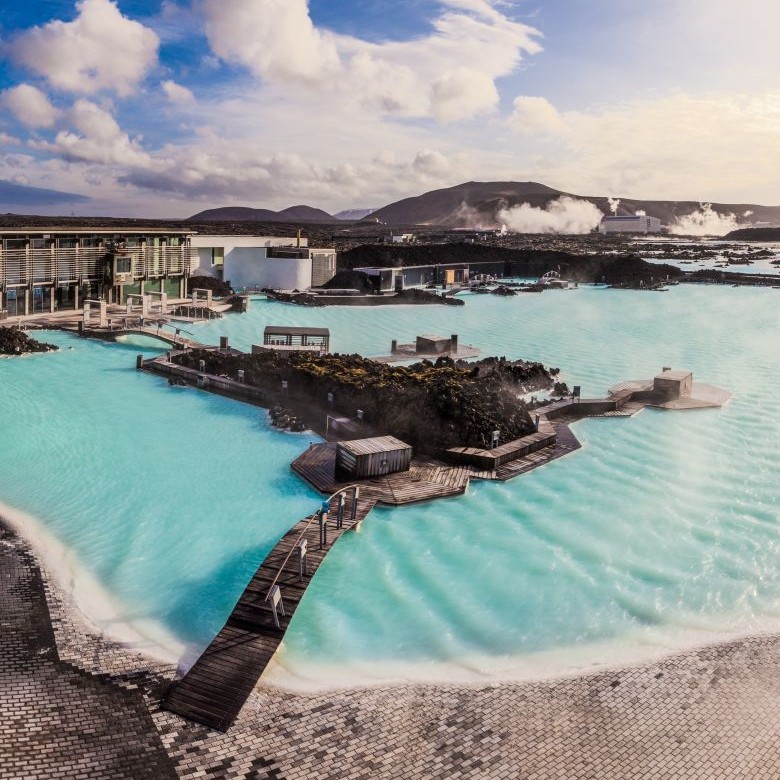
4;518;780;780
0;522;177;780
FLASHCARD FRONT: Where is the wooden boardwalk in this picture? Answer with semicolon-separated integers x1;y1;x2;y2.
292;420;583;505
292;443;488;504
162;490;376;731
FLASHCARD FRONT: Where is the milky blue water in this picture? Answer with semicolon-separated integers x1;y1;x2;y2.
1;283;779;686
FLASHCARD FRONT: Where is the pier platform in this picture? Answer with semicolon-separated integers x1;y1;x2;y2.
162;489;376;731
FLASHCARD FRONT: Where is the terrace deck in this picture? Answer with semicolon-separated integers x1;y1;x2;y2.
161;490;376;731
291;418;581;503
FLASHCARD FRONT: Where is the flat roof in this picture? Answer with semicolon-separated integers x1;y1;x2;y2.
255;344;322;352
264;326;330;336
337;436;411;456
418;334;449;341
656;369;692;381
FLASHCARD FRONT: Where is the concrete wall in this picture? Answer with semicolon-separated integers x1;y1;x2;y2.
189;235;306;277
226;249;311;291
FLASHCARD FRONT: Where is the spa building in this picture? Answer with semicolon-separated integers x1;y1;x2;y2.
0;228;193;317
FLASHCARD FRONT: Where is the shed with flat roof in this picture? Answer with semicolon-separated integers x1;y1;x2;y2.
336;436;412;479
261;325;330;354
653;368;692;400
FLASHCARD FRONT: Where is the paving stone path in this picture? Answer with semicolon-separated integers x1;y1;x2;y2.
0;522;177;780
3;517;780;779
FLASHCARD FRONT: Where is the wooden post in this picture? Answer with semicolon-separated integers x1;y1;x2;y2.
337;494;345;529
318;506;328;549
350;486;359;524
269;585;284;628
297;539;308;581
136;355;144;370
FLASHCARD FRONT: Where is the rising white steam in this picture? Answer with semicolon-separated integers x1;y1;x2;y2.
635;209;646;216
743;210;754;218
669;204;739;236
608;197;620;214
499;196;604;234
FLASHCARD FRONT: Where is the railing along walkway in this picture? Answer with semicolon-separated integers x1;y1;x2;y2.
162;488;376;731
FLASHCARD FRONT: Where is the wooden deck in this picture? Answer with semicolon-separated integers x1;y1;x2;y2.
162;490;376;731
292;419;582;504
292;443;478;504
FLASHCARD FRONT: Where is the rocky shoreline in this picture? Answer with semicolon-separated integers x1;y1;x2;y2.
0;326;58;355
172;350;554;452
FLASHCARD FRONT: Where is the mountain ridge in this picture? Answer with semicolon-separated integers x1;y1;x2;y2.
365;181;780;227
187;204;338;223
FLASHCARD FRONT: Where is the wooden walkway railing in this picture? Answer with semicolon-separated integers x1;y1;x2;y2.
161;487;376;731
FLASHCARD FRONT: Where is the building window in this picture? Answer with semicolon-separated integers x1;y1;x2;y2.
211;247;224;266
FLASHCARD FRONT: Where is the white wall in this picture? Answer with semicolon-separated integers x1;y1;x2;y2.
189;235;307;276
225;249;311;291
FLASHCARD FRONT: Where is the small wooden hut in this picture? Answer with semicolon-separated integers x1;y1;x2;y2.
336;436;412;479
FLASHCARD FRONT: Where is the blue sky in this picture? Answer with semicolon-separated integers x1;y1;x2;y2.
0;0;778;217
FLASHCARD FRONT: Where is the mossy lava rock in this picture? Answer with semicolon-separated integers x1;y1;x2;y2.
0;327;58;355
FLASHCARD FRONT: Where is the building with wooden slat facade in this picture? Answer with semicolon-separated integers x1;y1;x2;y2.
336;436;412;478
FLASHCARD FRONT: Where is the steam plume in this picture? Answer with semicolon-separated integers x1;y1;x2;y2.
499;196;604;234
635;209;646;216
607;197;620;214
669;204;739;236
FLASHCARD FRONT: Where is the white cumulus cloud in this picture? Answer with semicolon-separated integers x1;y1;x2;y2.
499;197;604;234
9;0;159;96
508;96;564;134
35;99;151;167
2;84;60;128
161;80;195;105
199;0;540;122
201;0;339;84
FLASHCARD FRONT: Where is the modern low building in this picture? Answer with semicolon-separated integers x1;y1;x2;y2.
354;262;469;292
599;215;662;234
253;325;330;355
0;228;193;316
190;235;336;290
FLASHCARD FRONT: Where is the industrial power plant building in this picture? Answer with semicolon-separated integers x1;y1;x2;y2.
600;215;662;234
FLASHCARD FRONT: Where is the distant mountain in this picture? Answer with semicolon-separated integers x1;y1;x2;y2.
333;208;377;220
367;181;562;225
365;181;780;228
187;204;337;223
0;179;90;207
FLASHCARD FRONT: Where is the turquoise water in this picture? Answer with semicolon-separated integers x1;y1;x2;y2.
1;284;779;685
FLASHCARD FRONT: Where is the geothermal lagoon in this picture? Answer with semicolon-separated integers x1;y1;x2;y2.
1;283;779;688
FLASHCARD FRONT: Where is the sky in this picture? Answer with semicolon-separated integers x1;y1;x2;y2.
0;0;778;217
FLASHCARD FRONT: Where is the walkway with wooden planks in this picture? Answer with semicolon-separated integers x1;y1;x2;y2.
292;419;584;505
161;488;376;731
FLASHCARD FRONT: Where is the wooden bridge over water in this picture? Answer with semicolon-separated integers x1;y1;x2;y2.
162;487;376;731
